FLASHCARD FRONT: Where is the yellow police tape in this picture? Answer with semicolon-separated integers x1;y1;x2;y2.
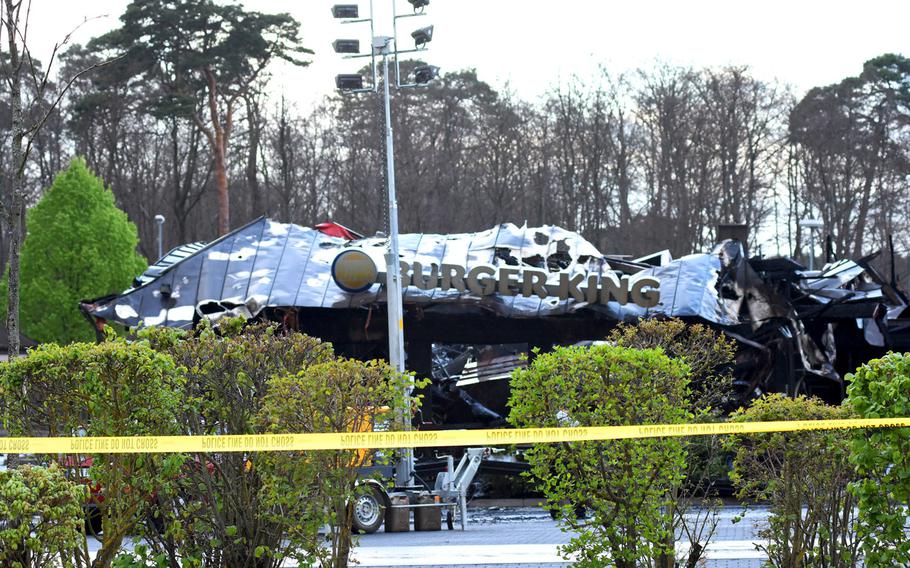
1;417;909;455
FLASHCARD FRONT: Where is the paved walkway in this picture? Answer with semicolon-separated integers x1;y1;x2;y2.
352;506;770;567
86;506;770;567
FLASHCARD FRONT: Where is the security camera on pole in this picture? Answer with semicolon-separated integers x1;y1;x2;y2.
332;0;439;488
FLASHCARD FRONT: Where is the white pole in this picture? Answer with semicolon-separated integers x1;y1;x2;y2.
808;230;816;271
381;47;414;487
154;215;165;261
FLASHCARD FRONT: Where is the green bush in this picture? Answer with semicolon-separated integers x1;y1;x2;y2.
140;322;350;568
609;318;736;567
846;352;910;566
258;358;416;568
14;158;147;344
0;337;188;568
0;465;87;568
725;394;859;567
1;321;415;568
608;317;735;414
508;344;691;568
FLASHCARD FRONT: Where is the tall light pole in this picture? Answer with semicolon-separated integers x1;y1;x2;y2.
799;218;823;271
375;35;411;484
333;1;439;487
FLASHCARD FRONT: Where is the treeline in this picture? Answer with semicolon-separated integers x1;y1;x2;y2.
3;46;910;264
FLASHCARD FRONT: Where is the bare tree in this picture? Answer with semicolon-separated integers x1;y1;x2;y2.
260;97;335;225
697;66;790;247
633;64;708;254
0;0;108;356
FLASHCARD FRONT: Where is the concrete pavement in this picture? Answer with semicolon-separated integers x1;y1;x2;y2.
86;505;771;567
352;505;770;567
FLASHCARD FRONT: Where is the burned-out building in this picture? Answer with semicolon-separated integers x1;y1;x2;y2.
81;217;910;427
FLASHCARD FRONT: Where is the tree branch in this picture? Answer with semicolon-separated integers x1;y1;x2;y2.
192;110;216;148
17;55;124;178
15;11;105;102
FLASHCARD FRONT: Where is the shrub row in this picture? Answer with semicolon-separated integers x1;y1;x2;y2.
0;322;412;568
1;317;907;568
509;320;910;568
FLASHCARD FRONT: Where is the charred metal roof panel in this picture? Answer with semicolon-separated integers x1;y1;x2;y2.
82;218;749;328
135;242;207;286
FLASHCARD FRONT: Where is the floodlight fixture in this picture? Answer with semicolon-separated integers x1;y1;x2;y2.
333;39;361;54
330;0;440;489
331;4;359;19
411;25;434;47
413;64;439;84
336;74;364;90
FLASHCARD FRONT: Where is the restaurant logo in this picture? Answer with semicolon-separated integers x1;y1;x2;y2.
331;249;378;293
332;252;660;308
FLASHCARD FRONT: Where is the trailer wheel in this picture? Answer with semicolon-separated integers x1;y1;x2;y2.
352;487;385;534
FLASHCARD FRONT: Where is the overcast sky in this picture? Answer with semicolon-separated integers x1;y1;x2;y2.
25;0;910;112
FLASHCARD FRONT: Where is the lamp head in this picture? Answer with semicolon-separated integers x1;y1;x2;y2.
331;4;359;18
799;219;824;230
413;64;440;84
335;74;364;90
332;39;360;54
411;25;434;47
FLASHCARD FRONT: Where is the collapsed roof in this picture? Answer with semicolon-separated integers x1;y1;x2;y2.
81;217;763;327
81;217;910;406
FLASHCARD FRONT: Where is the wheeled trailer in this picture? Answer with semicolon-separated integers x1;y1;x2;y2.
351;447;489;533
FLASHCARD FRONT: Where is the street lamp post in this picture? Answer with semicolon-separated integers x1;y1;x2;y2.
799;218;824;271
332;1;439;487
154;214;166;261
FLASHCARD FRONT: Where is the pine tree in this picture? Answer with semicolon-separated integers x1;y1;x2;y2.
91;0;311;236
17;158;147;344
